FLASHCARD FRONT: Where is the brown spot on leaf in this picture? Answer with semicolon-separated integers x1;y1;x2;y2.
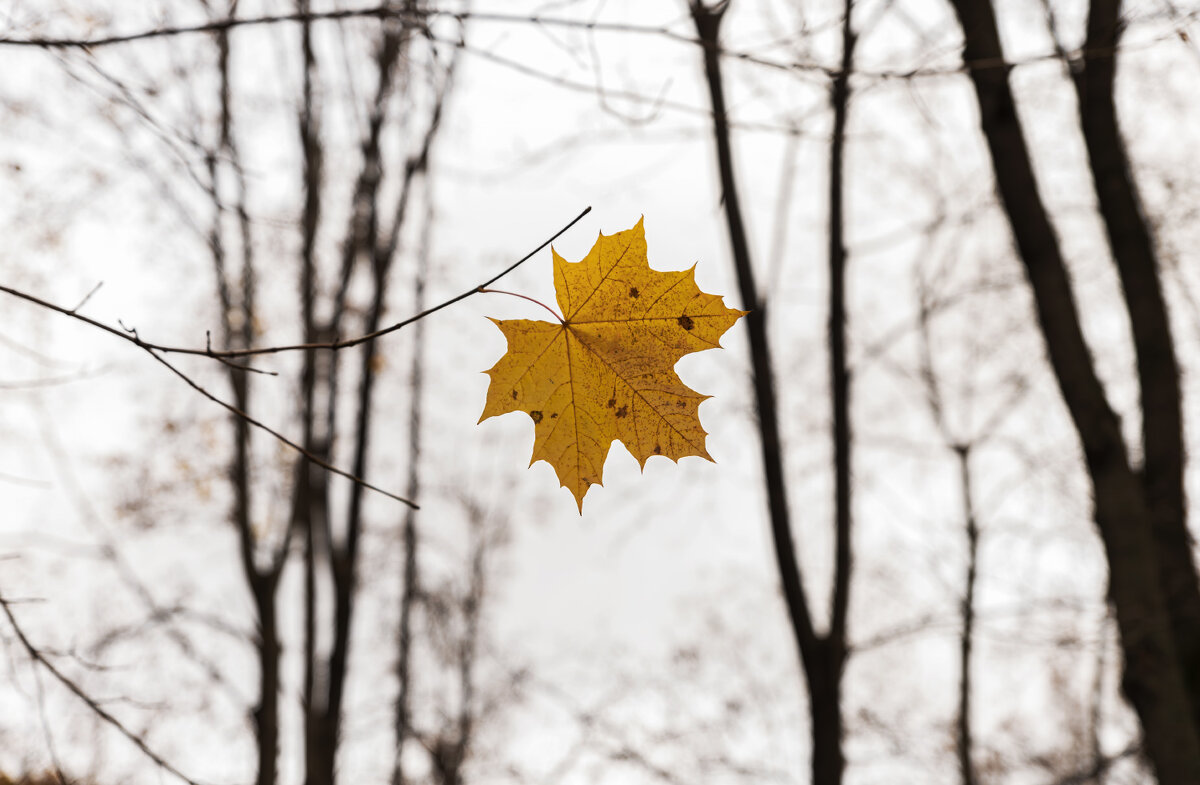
653;444;662;454
607;398;616;408
615;405;628;418
511;390;518;400
530;410;543;424
629;286;640;298
550;413;558;419
677;315;694;331
676;401;686;408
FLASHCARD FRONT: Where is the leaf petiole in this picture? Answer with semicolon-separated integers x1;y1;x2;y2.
477;287;565;323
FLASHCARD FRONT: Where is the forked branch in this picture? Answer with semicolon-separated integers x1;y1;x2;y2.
0;207;592;509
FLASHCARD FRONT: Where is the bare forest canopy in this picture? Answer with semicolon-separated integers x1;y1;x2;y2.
2;1;1200;785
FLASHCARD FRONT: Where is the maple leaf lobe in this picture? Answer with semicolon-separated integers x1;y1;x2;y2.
479;218;745;511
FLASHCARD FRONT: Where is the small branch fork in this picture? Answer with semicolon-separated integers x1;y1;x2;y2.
0;207;591;508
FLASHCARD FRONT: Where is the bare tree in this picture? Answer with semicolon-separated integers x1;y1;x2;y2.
181;2;458;782
202;6;289;784
690;1;856;782
947;0;1200;780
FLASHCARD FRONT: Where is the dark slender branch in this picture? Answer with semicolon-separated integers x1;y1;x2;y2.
2;283;402;512
0;8;678;49
0;596;207;785
0;207;590;361
0;208;588;508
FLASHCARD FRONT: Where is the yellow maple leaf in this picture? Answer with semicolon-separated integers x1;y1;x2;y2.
478;218;745;511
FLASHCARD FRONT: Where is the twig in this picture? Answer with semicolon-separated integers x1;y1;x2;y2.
0;595;208;785
69;280;103;313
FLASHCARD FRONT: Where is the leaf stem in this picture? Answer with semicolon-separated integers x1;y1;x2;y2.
478;287;564;323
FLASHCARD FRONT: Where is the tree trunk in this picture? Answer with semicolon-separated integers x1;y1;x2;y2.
807;642;845;785
688;0;819;671
690;3;854;783
1073;0;1200;729
210;10;284;782
253;581;282;785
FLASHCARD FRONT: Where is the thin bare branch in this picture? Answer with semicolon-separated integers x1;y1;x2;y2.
0;206;591;361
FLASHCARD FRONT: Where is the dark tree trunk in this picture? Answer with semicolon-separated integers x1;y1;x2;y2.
1073;0;1200;730
947;0;1200;780
688;0;817;663
807;642;845;785
303;8;445;782
689;3;854;783
252;581;282;785
209;9;286;783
